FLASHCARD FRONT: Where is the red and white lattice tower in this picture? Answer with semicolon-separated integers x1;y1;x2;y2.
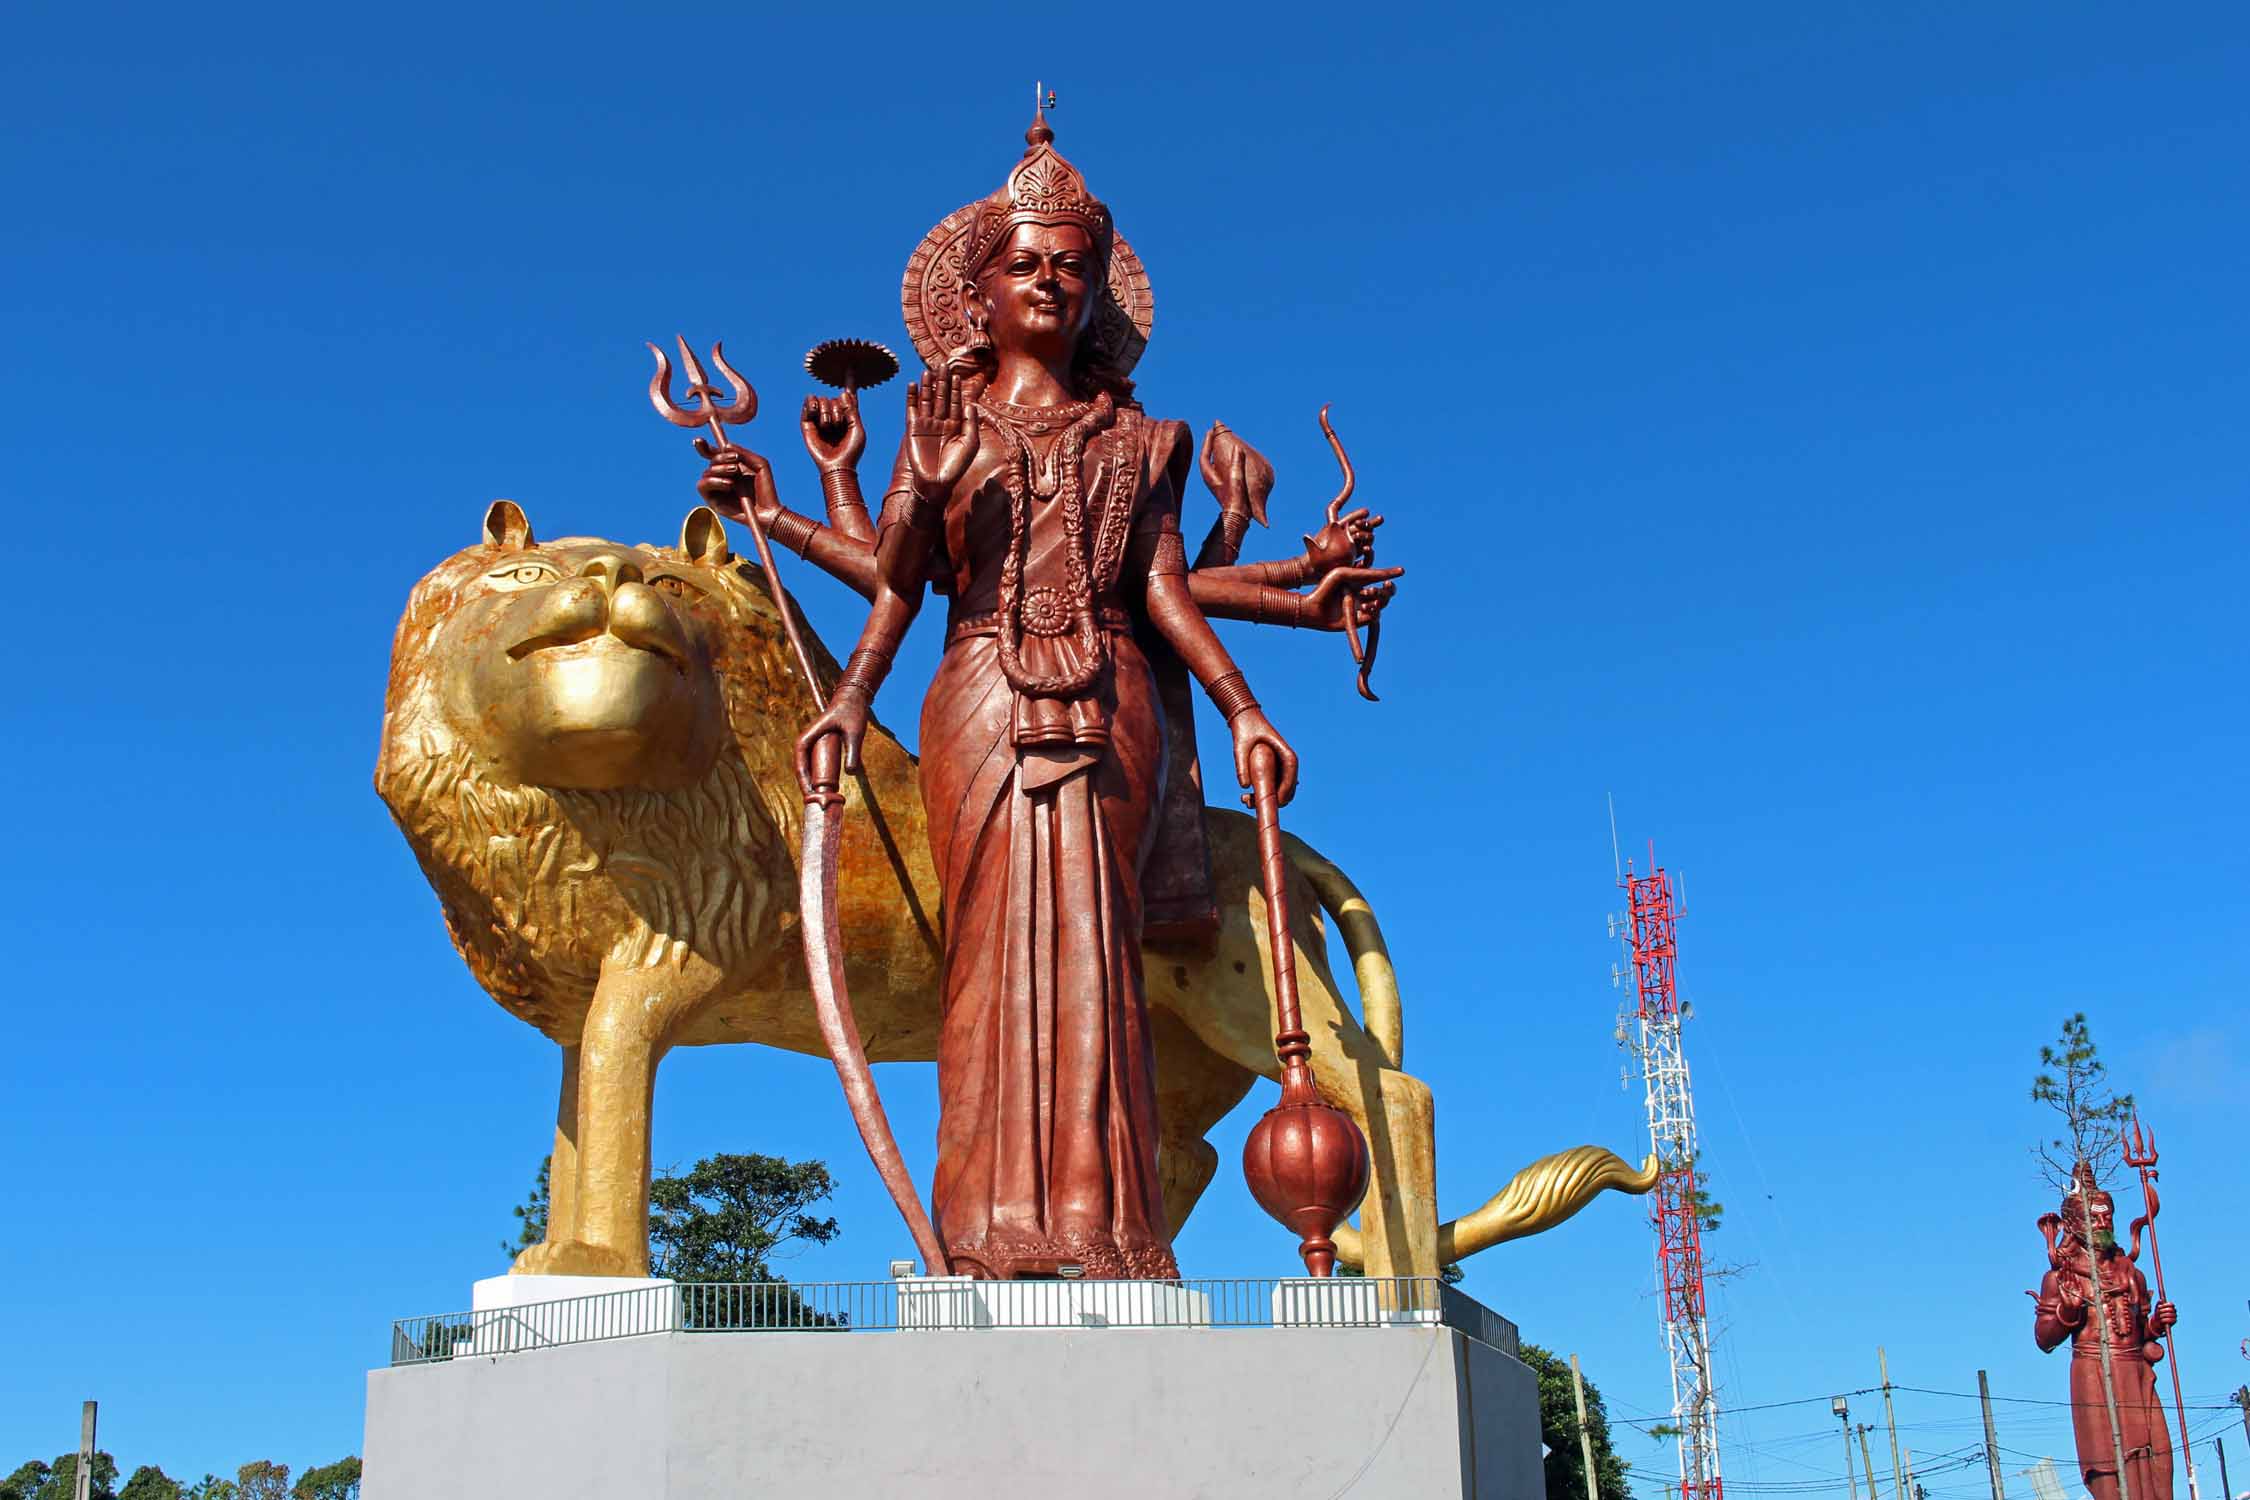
1614;851;1722;1500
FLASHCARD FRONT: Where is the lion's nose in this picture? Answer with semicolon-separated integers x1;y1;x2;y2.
579;554;644;597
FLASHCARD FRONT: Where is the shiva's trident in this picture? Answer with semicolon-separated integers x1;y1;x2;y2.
646;335;949;1276
2122;1116;2200;1500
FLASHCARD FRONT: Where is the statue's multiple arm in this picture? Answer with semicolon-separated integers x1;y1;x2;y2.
695;394;882;599
2032;1266;2084;1352
697;399;1398;633
1132;435;1297;804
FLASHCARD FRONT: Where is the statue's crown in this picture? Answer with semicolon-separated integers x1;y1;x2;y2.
957;104;1115;278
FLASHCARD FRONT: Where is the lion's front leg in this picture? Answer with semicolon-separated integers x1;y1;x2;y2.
523;962;713;1278
570;992;661;1276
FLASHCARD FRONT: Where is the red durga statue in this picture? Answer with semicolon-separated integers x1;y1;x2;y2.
697;103;1400;1280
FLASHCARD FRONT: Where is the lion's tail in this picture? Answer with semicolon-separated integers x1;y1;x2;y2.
1285;832;1402;1068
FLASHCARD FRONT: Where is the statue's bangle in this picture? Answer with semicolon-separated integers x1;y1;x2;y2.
1252;589;1306;629
768;510;820;558
1206;670;1259;722
821;469;870;528
836;646;893;701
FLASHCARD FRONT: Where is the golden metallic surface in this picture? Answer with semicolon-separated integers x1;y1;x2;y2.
377;503;1647;1279
1332;1146;1664;1272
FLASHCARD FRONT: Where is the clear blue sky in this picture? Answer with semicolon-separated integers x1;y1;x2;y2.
3;1;2244;1490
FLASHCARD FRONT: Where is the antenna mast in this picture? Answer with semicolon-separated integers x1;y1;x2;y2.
1613;844;1722;1500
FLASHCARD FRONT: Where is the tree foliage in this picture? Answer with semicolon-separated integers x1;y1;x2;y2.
647;1154;840;1283
2031;1011;2134;1189
499;1156;550;1264
290;1458;360;1500
229;1463;287;1500
119;1469;181;1500
1519;1343;1634;1500
33;1453;119;1500
1686;1164;1724;1235
0;1457;352;1500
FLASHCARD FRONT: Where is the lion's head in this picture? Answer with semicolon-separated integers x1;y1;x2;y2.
377;500;829;1036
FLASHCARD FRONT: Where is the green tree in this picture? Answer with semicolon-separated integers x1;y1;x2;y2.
499;1157;551;1264
181;1476;236;1500
647;1154;839;1282
1686;1164;1724;1234
35;1453;119;1500
231;1463;287;1500
2031;1011;2135;1189
2;1462;52;1500
290;1458;359;1500
119;1468;182;1500
1519;1344;1633;1500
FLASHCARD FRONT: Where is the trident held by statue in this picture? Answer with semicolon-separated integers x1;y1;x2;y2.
644;336;826;698
644;334;949;1276
2122;1115;2200;1500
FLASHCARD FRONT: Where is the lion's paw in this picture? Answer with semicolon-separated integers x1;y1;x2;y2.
511;1240;645;1278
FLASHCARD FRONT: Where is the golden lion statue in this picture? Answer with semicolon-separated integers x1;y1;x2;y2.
376;499;1655;1280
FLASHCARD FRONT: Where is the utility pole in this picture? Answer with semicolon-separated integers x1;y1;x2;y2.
1571;1355;1602;1500
1837;1398;1862;1500
1904;1447;1919;1500
2237;1386;2249;1449
1979;1369;2008;1500
1881;1348;1907;1500
2212;1437;2229;1500
75;1401;96;1500
1860;1421;1882;1500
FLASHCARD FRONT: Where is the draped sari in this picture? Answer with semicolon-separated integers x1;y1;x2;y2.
885;401;1187;1280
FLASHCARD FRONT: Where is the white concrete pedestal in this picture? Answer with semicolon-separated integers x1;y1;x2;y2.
365;1314;1540;1498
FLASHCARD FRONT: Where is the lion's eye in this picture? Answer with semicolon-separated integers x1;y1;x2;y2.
487;561;560;588
651;575;703;600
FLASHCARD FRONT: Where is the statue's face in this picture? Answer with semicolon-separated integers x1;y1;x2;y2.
974;222;1097;359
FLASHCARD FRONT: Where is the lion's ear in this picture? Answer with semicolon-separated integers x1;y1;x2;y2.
679;506;732;568
483;500;535;551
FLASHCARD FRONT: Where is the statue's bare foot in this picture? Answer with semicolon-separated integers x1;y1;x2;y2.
512;1239;644;1278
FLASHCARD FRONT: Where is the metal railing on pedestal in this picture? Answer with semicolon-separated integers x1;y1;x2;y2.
388;1274;1519;1366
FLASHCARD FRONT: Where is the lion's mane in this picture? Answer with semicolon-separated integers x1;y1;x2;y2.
376;537;823;1043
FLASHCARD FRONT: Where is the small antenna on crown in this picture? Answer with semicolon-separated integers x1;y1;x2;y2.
1028;80;1056;147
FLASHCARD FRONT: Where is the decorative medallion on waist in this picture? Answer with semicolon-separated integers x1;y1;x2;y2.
1019;585;1073;637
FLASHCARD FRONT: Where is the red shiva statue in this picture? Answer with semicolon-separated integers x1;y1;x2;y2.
696;105;1400;1281
2032;1163;2180;1500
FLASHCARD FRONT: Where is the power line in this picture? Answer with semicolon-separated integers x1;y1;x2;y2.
1615;1383;2245;1430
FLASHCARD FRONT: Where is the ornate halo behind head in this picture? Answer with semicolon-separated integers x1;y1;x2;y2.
901;107;1154;377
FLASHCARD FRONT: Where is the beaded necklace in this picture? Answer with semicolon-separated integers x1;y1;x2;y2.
982;391;1117;697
